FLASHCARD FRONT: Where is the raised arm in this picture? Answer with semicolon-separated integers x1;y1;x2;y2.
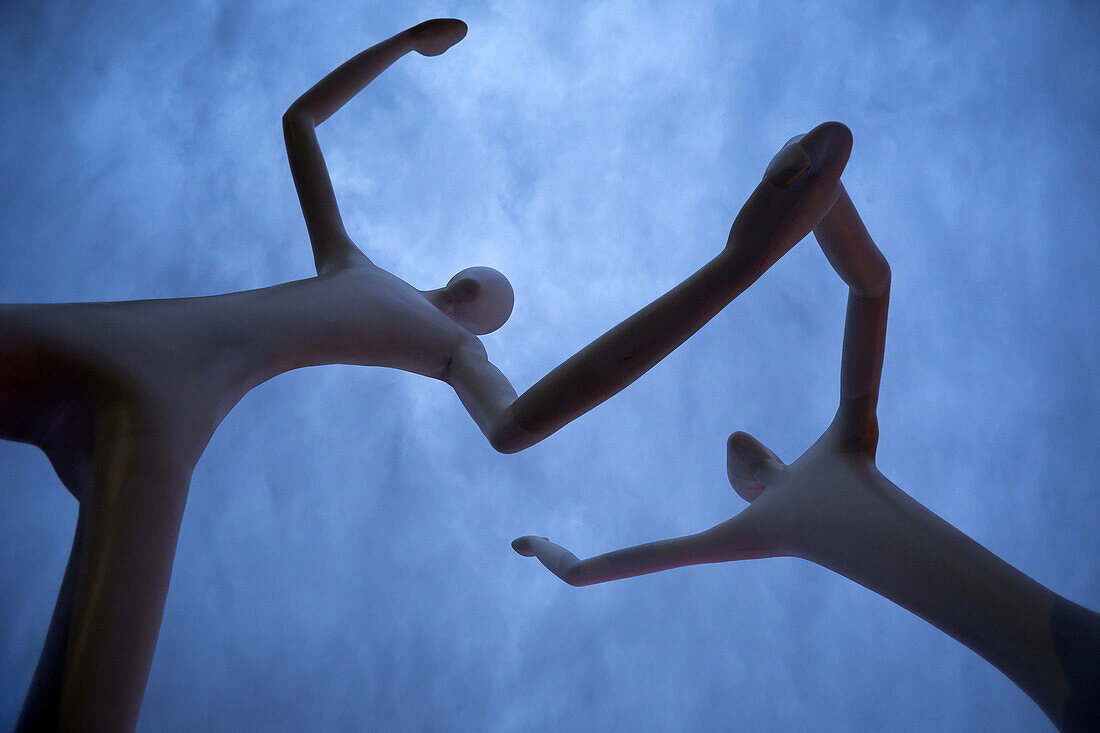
510;186;1100;729
283;20;467;274
508;182;892;583
448;122;854;453
812;183;890;453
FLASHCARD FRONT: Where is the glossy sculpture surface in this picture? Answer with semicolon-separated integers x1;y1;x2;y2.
513;177;1100;733
0;19;856;732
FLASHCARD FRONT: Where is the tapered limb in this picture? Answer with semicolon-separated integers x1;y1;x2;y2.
510;184;889;579
17;406;192;733
449;122;855;453
283;20;467;274
812;183;890;454
512;507;773;586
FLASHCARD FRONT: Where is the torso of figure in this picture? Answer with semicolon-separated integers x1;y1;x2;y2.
233;261;476;379
0;261;478;494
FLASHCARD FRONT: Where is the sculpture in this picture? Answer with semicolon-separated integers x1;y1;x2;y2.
512;180;1100;732
0;19;853;732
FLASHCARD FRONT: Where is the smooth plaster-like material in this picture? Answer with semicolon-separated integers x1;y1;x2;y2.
1;19;854;732
513;174;1100;733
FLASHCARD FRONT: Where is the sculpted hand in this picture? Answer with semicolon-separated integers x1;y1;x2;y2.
724;121;853;276
407;19;468;57
510;422;881;586
509;150;896;581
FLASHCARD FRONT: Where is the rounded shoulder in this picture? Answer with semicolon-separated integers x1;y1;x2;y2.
311;265;477;378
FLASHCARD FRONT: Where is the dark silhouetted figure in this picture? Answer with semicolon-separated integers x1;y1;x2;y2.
514;185;1100;732
1;19;853;732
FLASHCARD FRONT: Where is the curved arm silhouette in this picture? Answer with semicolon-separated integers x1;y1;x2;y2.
3;19;856;733
512;190;1099;732
272;20;857;454
454;120;853;452
515;433;1100;732
264;17;858;455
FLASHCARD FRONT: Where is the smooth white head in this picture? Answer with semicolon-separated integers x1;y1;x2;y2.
428;266;515;335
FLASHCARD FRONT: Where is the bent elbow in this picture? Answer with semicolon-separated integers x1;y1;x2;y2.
562;565;588;587
868;258;891;298
488;410;537;455
488;436;512;454
853;254;891;298
281;104;314;136
489;430;524;455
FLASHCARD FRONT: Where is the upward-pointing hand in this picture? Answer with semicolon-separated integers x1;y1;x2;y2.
407;18;468;57
724;121;853;278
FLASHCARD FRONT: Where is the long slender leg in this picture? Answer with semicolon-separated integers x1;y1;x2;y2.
25;407;193;733
15;520;83;732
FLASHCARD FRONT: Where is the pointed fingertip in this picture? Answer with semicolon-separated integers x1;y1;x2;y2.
765;143;811;187
799;121;853;177
726;431;786;499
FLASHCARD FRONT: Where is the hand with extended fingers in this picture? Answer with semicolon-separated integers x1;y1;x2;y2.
511;422;886;584
511;180;1100;733
4;19;861;732
512;181;892;582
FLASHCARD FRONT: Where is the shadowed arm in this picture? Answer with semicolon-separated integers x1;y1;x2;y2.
283;20;467;274
511;507;772;586
449;123;855;453
813;182;890;453
508;184;894;584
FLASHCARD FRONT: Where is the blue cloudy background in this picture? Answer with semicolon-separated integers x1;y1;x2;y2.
2;1;1098;730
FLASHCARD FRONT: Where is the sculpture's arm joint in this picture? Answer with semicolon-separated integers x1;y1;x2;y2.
561;564;586;587
856;256;891;299
445;337;525;452
281;102;313;132
487;408;536;454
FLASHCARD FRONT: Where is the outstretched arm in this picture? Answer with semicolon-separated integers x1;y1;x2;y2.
448;122;855;453
513;433;1100;732
511;507;773;586
511;535;712;587
510;186;1100;729
283;20;467;274
510;184;890;579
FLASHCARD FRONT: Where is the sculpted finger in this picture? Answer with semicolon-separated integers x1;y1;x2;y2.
410;19;468;56
511;535;549;557
796;121;853;187
764;134;810;186
727;121;852;272
762;122;851;193
727;431;786;502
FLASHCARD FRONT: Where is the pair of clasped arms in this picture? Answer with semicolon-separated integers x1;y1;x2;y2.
2;19;1095;733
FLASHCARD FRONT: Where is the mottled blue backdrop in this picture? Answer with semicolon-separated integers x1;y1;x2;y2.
2;1;1098;730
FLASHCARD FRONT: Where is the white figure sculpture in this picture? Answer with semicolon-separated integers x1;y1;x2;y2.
1;19;853;732
512;186;1100;733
